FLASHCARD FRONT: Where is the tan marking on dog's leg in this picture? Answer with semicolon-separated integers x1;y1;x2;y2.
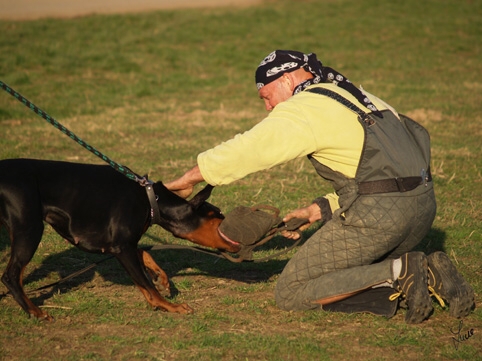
138;249;170;296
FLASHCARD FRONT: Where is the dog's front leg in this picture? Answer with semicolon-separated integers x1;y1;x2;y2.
138;249;170;297
115;250;193;314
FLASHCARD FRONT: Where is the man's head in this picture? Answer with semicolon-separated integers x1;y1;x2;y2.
255;50;322;110
255;49;385;117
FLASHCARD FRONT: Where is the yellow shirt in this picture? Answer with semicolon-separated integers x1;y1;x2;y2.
198;83;396;187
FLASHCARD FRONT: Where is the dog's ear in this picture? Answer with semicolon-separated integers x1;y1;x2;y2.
189;184;214;209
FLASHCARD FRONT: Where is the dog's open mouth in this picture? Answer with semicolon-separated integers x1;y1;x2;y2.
218;229;240;246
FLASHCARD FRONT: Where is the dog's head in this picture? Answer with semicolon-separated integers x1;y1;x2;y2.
154;183;240;253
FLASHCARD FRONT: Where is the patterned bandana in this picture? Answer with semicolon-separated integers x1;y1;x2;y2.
255;50;382;117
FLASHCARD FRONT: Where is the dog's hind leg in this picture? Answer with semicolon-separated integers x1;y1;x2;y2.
138;249;171;297
115;248;193;314
1;220;54;321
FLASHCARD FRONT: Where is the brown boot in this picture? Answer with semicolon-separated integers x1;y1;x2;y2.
427;251;475;318
390;252;433;324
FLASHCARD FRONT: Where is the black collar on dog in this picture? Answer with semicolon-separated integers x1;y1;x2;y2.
145;182;161;226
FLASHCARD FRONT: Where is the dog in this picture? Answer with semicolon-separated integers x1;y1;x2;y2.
0;158;240;320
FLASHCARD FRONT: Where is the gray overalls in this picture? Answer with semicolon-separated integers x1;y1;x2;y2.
274;88;437;314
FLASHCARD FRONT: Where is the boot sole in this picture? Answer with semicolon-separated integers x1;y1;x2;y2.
405;252;433;324
428;252;475;318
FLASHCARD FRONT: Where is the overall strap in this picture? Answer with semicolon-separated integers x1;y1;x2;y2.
305;87;376;126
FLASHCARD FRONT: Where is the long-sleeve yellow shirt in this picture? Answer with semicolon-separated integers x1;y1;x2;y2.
198;83;397;189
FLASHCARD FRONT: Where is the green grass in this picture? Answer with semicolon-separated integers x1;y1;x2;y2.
1;0;481;360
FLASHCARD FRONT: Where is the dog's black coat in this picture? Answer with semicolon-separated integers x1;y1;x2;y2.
0;158;239;319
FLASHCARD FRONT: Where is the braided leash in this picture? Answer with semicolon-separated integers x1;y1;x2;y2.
0;80;147;185
0;80;162;222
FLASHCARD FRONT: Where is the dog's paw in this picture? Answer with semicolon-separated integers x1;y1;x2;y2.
30;310;55;322
175;303;194;314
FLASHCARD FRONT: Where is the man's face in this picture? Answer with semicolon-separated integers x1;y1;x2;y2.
258;74;293;111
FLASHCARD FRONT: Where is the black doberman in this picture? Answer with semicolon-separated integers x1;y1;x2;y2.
0;158;240;320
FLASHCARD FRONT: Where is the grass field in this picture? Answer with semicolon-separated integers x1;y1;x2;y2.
0;0;481;360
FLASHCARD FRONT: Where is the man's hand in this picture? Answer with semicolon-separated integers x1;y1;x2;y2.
281;203;322;240
164;165;205;199
165;185;194;199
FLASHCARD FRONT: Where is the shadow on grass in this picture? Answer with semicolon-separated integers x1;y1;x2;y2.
414;227;447;254
0;224;447;310
0;224;293;309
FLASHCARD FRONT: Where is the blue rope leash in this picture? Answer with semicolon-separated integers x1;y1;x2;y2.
0;80;147;185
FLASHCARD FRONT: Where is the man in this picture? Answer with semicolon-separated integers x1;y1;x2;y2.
166;50;475;323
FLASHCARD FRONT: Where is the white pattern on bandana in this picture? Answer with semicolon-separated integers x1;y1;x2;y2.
266;62;298;77
258;51;277;67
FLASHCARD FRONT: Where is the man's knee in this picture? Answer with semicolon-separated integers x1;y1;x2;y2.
274;279;320;311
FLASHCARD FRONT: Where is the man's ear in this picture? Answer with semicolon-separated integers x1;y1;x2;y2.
283;72;295;92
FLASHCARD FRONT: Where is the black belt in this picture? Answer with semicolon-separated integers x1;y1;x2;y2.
358;170;432;195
